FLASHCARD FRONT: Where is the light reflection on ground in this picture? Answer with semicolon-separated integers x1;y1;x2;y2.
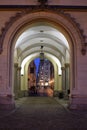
37;87;53;97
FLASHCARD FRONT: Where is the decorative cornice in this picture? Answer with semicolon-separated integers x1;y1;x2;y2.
0;5;87;10
0;5;86;55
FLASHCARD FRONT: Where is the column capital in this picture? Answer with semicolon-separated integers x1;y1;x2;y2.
65;63;70;68
14;63;18;68
17;67;21;71
61;67;65;70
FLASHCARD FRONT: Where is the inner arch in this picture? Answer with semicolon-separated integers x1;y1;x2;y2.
21;52;62;75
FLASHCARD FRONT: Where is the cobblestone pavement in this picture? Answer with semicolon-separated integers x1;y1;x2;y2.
0;97;87;130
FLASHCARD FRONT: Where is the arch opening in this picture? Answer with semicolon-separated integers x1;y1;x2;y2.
0;9;84;110
27;58;54;97
13;21;70;99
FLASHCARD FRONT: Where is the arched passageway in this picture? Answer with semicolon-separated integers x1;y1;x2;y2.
14;21;70;101
0;10;84;109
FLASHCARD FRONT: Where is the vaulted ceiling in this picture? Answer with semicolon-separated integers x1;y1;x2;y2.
15;22;70;67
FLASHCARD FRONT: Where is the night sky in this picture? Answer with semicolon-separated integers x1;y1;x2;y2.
34;58;40;76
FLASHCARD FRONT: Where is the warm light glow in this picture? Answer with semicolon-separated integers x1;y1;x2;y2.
45;82;49;86
41;83;44;86
49;79;54;84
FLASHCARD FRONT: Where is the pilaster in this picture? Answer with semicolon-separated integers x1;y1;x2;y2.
14;63;18;99
65;63;70;97
61;67;66;92
69;95;87;110
0;95;15;110
17;67;21;97
53;65;59;96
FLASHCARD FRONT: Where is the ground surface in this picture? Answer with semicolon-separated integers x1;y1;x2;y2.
0;97;87;130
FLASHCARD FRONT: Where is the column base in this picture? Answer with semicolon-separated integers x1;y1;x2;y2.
69;94;87;110
63;93;69;100
14;93;19;100
53;90;59;97
63;90;70;99
0;95;15;110
18;90;28;98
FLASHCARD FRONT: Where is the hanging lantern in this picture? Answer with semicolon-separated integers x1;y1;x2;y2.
40;46;44;62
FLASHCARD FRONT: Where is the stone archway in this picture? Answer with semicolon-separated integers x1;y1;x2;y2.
23;55;61;97
25;57;55;97
0;9;84;109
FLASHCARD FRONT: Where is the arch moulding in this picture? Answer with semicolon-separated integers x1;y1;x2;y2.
0;9;85;110
0;9;86;109
0;8;86;55
0;9;81;90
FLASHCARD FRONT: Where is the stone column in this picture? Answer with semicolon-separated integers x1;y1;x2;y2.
65;63;70;97
17;66;21;97
58;75;62;91
61;67;66;93
54;65;59;96
14;63;18;99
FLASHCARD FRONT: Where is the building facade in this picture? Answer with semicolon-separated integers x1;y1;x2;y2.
0;0;87;110
38;59;51;87
28;61;36;91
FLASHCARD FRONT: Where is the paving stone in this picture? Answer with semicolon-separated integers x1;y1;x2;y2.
0;97;87;130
